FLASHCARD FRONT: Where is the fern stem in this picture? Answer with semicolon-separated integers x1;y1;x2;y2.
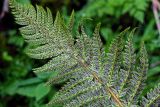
92;72;124;107
107;87;123;107
75;56;124;107
74;32;124;106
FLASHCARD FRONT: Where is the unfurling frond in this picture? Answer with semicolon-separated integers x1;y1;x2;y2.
10;0;160;107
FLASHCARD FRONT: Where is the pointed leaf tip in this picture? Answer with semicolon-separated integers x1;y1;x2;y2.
56;11;61;19
119;27;130;36
71;10;75;15
96;23;101;29
68;10;75;31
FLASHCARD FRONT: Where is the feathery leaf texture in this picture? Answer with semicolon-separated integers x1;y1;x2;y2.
142;83;160;107
10;0;160;106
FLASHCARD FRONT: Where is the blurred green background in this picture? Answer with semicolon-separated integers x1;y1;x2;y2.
0;0;160;107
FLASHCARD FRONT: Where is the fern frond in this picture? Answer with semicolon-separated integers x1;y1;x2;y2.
60;75;94;93
90;23;103;75
118;29;136;95
75;25;93;62
10;1;54;45
10;0;76;73
25;43;63;59
10;1;160;107
33;54;76;73
142;83;160;107
46;66;83;85
126;41;148;105
48;80;102;105
139;41;149;77
9;0;36;25
103;28;130;86
66;92;105;107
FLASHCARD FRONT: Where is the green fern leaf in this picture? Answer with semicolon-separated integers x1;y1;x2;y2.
118;29;136;98
103;28;129;87
10;0;160;107
142;83;160;107
126;41;148;105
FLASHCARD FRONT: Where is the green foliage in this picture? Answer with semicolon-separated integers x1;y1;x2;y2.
0;3;55;106
79;0;149;23
3;77;51;100
10;0;160;107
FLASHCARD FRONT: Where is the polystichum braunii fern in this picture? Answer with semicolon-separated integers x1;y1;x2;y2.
10;0;160;107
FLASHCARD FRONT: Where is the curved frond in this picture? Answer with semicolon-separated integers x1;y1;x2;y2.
10;1;160;107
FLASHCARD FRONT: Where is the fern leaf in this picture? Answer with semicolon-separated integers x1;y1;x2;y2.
48;81;102;105
118;29;136;95
46;66;83;85
33;54;76;73
66;93;105;107
10;1;54;45
90;23;104;75
139;41;149;77
75;25;92;62
10;0;76;73
142;83;160;107
10;1;160;107
25;44;63;59
60;75;94;93
127;41;148;105
103;28;130;86
9;0;36;25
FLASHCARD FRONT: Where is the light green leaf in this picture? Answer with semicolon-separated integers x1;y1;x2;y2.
2;51;13;61
18;78;43;86
134;11;144;23
17;85;36;97
35;83;51;101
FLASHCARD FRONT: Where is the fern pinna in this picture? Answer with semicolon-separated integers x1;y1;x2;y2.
10;0;160;107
